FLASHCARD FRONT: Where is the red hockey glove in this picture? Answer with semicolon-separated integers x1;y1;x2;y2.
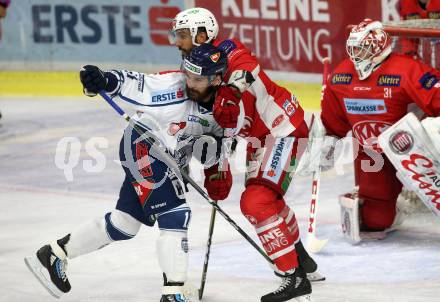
204;163;233;201
213;86;241;129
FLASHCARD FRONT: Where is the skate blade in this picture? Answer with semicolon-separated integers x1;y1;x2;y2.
294;294;313;302
24;255;63;299
307;271;326;282
182;282;200;302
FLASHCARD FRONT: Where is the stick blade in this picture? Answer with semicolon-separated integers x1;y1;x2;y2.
306;235;329;254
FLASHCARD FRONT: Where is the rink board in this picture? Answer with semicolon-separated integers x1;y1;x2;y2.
0;71;322;110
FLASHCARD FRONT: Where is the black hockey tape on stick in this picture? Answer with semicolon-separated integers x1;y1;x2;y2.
98;91;274;266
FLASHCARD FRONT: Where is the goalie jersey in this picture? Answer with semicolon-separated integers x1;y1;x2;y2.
107;69;223;167
321;53;440;152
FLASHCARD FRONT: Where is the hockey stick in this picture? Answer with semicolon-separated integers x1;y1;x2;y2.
306;58;330;254
198;130;235;300
306;167;328;253
198;207;216;300
98;91;273;267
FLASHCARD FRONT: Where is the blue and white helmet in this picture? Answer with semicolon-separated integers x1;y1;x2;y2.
172;7;219;46
183;43;227;77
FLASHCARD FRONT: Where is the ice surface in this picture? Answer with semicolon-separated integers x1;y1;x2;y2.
0;97;439;302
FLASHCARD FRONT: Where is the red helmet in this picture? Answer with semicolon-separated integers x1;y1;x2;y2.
346;19;392;80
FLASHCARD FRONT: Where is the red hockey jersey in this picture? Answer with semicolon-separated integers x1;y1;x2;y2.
400;0;440;19
213;38;307;139
321;53;440;151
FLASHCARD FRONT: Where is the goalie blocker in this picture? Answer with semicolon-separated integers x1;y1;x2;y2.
378;112;440;218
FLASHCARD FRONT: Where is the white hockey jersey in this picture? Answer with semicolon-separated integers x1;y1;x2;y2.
108;69;223;167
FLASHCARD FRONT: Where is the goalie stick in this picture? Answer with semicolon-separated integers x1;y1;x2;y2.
306;167;329;253
98;90;274;263
306;58;330;254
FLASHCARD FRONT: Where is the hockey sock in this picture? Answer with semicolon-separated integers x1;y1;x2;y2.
63;210;141;258
256;214;298;272
277;200;300;243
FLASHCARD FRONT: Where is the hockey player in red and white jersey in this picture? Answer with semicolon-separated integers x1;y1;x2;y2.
311;19;440;242
170;7;321;302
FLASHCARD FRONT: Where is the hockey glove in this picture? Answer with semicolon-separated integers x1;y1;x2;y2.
204;163;232;201
80;65;108;97
213;86;241;128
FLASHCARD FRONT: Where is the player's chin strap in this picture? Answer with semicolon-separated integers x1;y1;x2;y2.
98;90;274;261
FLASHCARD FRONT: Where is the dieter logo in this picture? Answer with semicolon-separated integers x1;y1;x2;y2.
332;73;352;85
377;75;401;87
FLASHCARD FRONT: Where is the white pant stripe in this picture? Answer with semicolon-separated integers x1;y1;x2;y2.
269;243;296;260
255;217;283;234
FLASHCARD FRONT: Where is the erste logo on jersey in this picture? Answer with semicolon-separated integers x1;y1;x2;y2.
352;120;392;151
377;75;401;87
332;73;352;85
151;88;185;104
344;98;387;115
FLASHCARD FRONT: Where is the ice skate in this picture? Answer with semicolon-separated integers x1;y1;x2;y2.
24;242;70;298
262;266;313;302
160;292;190;302
160;274;190;302
295;240;325;282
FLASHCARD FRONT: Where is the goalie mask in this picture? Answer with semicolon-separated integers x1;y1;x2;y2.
171;7;219;46
346;19;392;80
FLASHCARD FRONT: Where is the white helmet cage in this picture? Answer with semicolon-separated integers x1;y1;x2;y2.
172;7;219;46
346;19;392;80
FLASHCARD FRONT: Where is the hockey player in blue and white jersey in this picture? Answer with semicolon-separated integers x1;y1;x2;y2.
24;44;233;302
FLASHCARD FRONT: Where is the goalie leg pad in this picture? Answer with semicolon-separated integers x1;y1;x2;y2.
157;230;188;283
339;193;361;244
379;113;440;217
